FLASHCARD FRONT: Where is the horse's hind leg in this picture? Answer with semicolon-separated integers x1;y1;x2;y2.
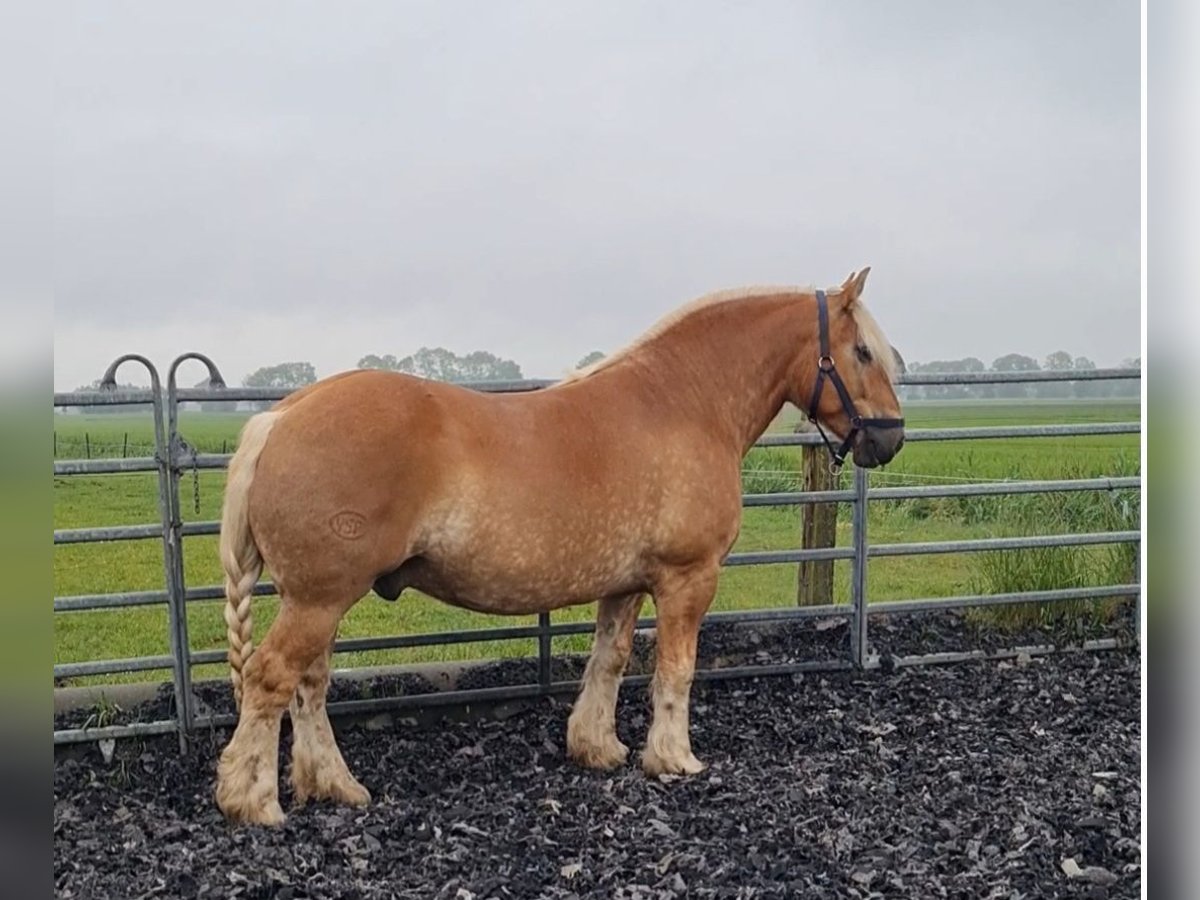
642;565;718;777
289;638;370;808
216;597;345;826
568;593;644;769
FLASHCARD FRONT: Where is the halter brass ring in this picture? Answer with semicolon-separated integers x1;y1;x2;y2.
817;355;835;372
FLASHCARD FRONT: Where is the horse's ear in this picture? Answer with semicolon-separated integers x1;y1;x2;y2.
841;266;871;305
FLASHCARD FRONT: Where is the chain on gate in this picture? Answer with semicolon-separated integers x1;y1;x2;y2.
169;433;203;516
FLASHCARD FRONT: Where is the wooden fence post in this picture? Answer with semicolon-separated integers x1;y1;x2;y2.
797;422;837;606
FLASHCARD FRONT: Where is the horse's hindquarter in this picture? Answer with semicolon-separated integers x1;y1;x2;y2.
248;370;743;611
247;371;459;597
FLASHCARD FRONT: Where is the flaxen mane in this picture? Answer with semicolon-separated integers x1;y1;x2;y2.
561;284;898;384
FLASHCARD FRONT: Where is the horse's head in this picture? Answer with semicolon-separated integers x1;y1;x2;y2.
789;268;906;468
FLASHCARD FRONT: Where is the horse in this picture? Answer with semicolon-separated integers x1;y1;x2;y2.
214;268;905;825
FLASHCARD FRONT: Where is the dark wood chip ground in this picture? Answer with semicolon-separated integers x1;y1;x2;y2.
55;630;1140;899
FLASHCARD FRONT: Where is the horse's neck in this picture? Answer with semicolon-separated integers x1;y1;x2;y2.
630;294;810;455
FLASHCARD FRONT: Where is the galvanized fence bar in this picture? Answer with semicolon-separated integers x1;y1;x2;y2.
53;522;220;544
726;547;857;565
882;422;1140;443
743;489;857;506
55;524;163;544
56;655;177;679
887;637;1122;669
54;589;171;612
53;720;180;745
868;530;1139;558
55;388;160;406
170;379;560;404
185;583;276;602
850;466;870;667
868;476;1140;501
755;421;1139;448
897;367;1137;384
54;457;160;475
54;582;275;615
871;583;1140;616
537;613;553;689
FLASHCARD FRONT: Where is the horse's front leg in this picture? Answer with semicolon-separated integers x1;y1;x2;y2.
567;592;645;768
643;564;719;776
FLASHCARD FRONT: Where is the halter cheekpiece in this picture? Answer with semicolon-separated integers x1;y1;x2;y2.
806;290;905;471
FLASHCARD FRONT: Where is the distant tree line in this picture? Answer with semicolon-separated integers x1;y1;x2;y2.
900;353;1141;401
357;347;523;382
576;350;605;369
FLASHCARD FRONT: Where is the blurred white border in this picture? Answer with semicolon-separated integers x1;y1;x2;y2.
1149;0;1200;895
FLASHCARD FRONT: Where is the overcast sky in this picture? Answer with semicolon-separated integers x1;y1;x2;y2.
53;1;1139;391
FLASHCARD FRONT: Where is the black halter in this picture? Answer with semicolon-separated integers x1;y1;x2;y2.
806;290;905;471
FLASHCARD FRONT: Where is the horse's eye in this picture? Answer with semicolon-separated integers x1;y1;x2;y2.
855;345;873;364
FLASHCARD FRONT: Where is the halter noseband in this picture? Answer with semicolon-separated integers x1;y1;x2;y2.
806;290;905;472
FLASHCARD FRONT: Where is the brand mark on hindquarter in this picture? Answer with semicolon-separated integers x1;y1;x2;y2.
330;511;367;540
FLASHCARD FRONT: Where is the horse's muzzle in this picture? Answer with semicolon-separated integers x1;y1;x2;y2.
852;425;905;468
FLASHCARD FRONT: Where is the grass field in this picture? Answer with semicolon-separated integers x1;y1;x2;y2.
53;399;1141;685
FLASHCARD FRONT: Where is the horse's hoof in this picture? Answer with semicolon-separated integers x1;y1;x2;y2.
568;736;630;770
252;801;288;827
332;777;371;807
216;755;287;826
641;748;706;777
217;793;287;827
291;763;372;808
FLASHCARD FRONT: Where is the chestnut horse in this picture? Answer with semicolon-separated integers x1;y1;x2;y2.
215;268;904;825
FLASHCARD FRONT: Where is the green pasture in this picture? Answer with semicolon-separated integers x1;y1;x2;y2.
53;400;1141;685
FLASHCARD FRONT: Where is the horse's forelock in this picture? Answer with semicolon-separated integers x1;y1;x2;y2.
848;302;899;383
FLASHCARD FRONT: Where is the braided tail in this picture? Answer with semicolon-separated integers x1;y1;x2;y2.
219;411;282;708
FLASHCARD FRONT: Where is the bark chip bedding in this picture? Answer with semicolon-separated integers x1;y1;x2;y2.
55;648;1140;899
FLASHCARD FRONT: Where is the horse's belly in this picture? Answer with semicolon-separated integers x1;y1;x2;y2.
395;546;645;615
